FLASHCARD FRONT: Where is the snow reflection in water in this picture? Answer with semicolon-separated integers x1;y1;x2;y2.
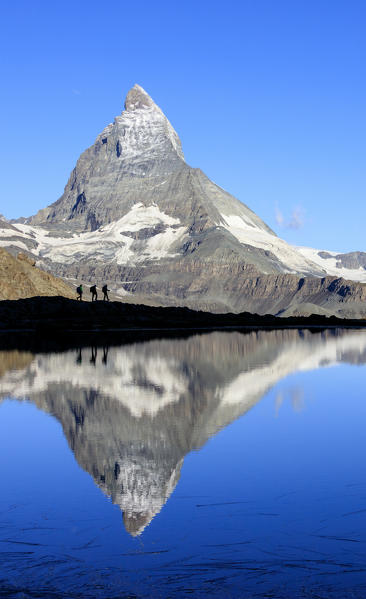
0;328;366;597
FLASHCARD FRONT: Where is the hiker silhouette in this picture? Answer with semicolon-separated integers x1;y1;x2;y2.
90;285;98;302
102;284;110;301
76;284;83;301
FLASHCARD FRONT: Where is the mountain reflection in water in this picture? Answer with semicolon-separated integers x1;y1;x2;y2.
1;329;366;537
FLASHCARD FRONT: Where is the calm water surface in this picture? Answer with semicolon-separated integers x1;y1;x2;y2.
0;329;366;598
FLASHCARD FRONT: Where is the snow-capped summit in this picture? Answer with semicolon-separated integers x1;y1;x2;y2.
113;83;185;163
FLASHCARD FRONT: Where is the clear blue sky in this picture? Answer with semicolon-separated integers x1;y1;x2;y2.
1;0;365;253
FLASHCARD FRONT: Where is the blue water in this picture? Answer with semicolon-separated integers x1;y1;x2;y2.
0;329;366;597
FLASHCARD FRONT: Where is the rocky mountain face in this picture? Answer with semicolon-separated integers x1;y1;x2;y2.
1;329;366;535
0;248;74;300
318;251;366;270
1;84;366;315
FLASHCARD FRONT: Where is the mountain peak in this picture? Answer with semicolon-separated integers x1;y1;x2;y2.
124;84;157;112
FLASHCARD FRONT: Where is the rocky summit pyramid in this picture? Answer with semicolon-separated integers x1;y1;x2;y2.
27;84;319;275
2;84;366;315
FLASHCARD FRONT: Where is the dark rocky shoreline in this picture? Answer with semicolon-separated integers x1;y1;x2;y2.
0;296;365;352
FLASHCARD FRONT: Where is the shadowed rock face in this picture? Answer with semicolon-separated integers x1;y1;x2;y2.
2;329;366;535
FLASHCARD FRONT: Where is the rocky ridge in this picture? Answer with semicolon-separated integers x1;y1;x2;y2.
0;248;74;300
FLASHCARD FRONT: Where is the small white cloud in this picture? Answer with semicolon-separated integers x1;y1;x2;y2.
275;203;305;230
287;206;305;230
275;202;284;227
72;89;81;96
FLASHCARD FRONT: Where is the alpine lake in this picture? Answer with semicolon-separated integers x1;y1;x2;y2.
0;327;366;598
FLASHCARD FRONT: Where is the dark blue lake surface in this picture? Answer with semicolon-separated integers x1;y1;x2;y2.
0;329;366;598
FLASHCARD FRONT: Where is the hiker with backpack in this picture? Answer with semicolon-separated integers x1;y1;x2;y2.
102;284;110;302
90;284;98;302
76;284;83;301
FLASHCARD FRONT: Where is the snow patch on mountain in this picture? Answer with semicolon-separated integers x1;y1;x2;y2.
12;203;187;266
113;107;183;163
220;213;325;275
96;84;184;166
0;236;29;252
297;246;366;283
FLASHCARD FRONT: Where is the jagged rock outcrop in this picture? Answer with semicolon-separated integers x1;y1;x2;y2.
0;248;74;300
